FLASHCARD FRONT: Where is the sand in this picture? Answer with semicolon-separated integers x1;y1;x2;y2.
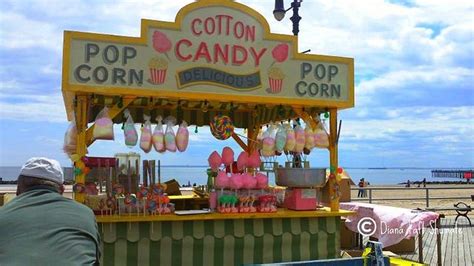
350;184;474;216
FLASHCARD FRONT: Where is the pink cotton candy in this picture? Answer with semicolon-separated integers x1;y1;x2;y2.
237;151;248;170
262;137;276;157
215;171;229;189
242;173;257;189
208;151;222;171
176;121;189;152
221;146;234;166
294;126;305;153
230;173;244;190
248;150;261;168
256;173;268;189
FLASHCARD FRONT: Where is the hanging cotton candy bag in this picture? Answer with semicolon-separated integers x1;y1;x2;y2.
93;106;114;140
152;116;165;152
314;121;329;148
261;124;276;157
140;115;152;153
63;117;77;156
123;109;138;147
275;124;287;152
294;124;305;153
164;117;177;152
176;120;189;152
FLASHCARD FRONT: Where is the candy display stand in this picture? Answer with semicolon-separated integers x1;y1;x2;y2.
61;0;355;264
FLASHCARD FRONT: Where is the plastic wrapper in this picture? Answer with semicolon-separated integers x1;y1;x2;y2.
140;115;153;153
230;173;243;190
284;124;295;152
123;109;138;147
92;107;114;140
176;120;189;152
63;118;77;156
304;125;315;150
294;124;305;153
215;170;230;189
248;150;261;168
164;117;177;152
236;151;248;171
275;124;287;152
314;122;330;148
256;173;269;189
208;151;222;171
152;116;165;152
261;124;276;157
221;146;234;166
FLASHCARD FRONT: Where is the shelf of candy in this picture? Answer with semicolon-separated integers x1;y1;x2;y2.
208;147;277;213
117;183;174;215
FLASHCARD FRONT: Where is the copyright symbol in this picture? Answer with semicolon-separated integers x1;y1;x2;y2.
357;217;377;237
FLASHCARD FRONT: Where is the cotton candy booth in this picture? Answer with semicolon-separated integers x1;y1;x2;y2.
61;0;355;264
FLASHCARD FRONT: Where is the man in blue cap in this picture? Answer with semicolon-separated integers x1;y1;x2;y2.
0;157;100;265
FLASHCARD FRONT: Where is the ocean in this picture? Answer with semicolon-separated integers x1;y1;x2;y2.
0;166;463;186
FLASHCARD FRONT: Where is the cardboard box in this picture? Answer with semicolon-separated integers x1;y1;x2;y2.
340;218;359;249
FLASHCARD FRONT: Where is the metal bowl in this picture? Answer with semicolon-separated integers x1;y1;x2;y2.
275;168;327;188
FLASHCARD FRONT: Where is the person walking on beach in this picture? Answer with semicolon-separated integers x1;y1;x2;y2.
0;157;101;265
358;178;365;198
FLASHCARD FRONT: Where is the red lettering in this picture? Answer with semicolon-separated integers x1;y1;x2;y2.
194;42;212;62
215;14;233;35
191;18;202;36
234;21;244;39
214;43;229;64
175;39;193;61
232;45;247;65
249;47;267;67
245;25;256;42
204;17;215;35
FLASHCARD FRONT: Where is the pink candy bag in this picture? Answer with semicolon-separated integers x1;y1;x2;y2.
93;106;114;140
221;147;234;166
261;124;276;157
176;120;189;152
294;124;305;153
314;121;329;148
208;151;222;171
140;115;152;153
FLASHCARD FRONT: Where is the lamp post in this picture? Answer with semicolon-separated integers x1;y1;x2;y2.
273;0;303;36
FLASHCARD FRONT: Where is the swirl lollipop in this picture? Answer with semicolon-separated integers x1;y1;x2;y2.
210;115;234;140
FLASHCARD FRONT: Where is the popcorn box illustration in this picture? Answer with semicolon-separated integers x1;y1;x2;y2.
148;57;168;84
267;67;285;93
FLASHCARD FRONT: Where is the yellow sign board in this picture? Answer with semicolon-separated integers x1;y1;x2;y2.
62;0;354;108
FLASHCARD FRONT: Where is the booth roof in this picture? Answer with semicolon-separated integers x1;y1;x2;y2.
87;95;325;128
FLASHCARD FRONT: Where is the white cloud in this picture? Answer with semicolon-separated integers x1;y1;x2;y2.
0;93;66;122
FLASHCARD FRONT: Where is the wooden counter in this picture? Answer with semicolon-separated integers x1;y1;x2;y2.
98;209;355;265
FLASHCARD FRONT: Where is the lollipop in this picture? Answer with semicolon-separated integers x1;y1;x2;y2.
210;115;234;140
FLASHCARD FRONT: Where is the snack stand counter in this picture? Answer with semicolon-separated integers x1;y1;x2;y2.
61;0;355;265
96;209;353;265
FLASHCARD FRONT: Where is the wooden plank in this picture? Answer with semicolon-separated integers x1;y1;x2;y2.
464;218;474;265
444;218;453;266
423;222;436;265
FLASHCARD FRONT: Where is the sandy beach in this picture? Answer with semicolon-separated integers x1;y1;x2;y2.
350;184;474;216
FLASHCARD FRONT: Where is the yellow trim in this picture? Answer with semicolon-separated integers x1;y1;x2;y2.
65;84;353;109
61;0;355;120
96;208;355;223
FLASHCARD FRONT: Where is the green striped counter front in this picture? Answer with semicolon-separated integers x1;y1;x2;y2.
97;209;352;266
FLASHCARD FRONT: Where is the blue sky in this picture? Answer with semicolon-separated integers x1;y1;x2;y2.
0;0;473;168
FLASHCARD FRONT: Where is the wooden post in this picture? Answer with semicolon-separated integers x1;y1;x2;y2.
74;95;88;203
418;227;423;263
329;108;339;211
436;216;443;266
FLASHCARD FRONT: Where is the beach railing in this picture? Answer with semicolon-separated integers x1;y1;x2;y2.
350;186;473;207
